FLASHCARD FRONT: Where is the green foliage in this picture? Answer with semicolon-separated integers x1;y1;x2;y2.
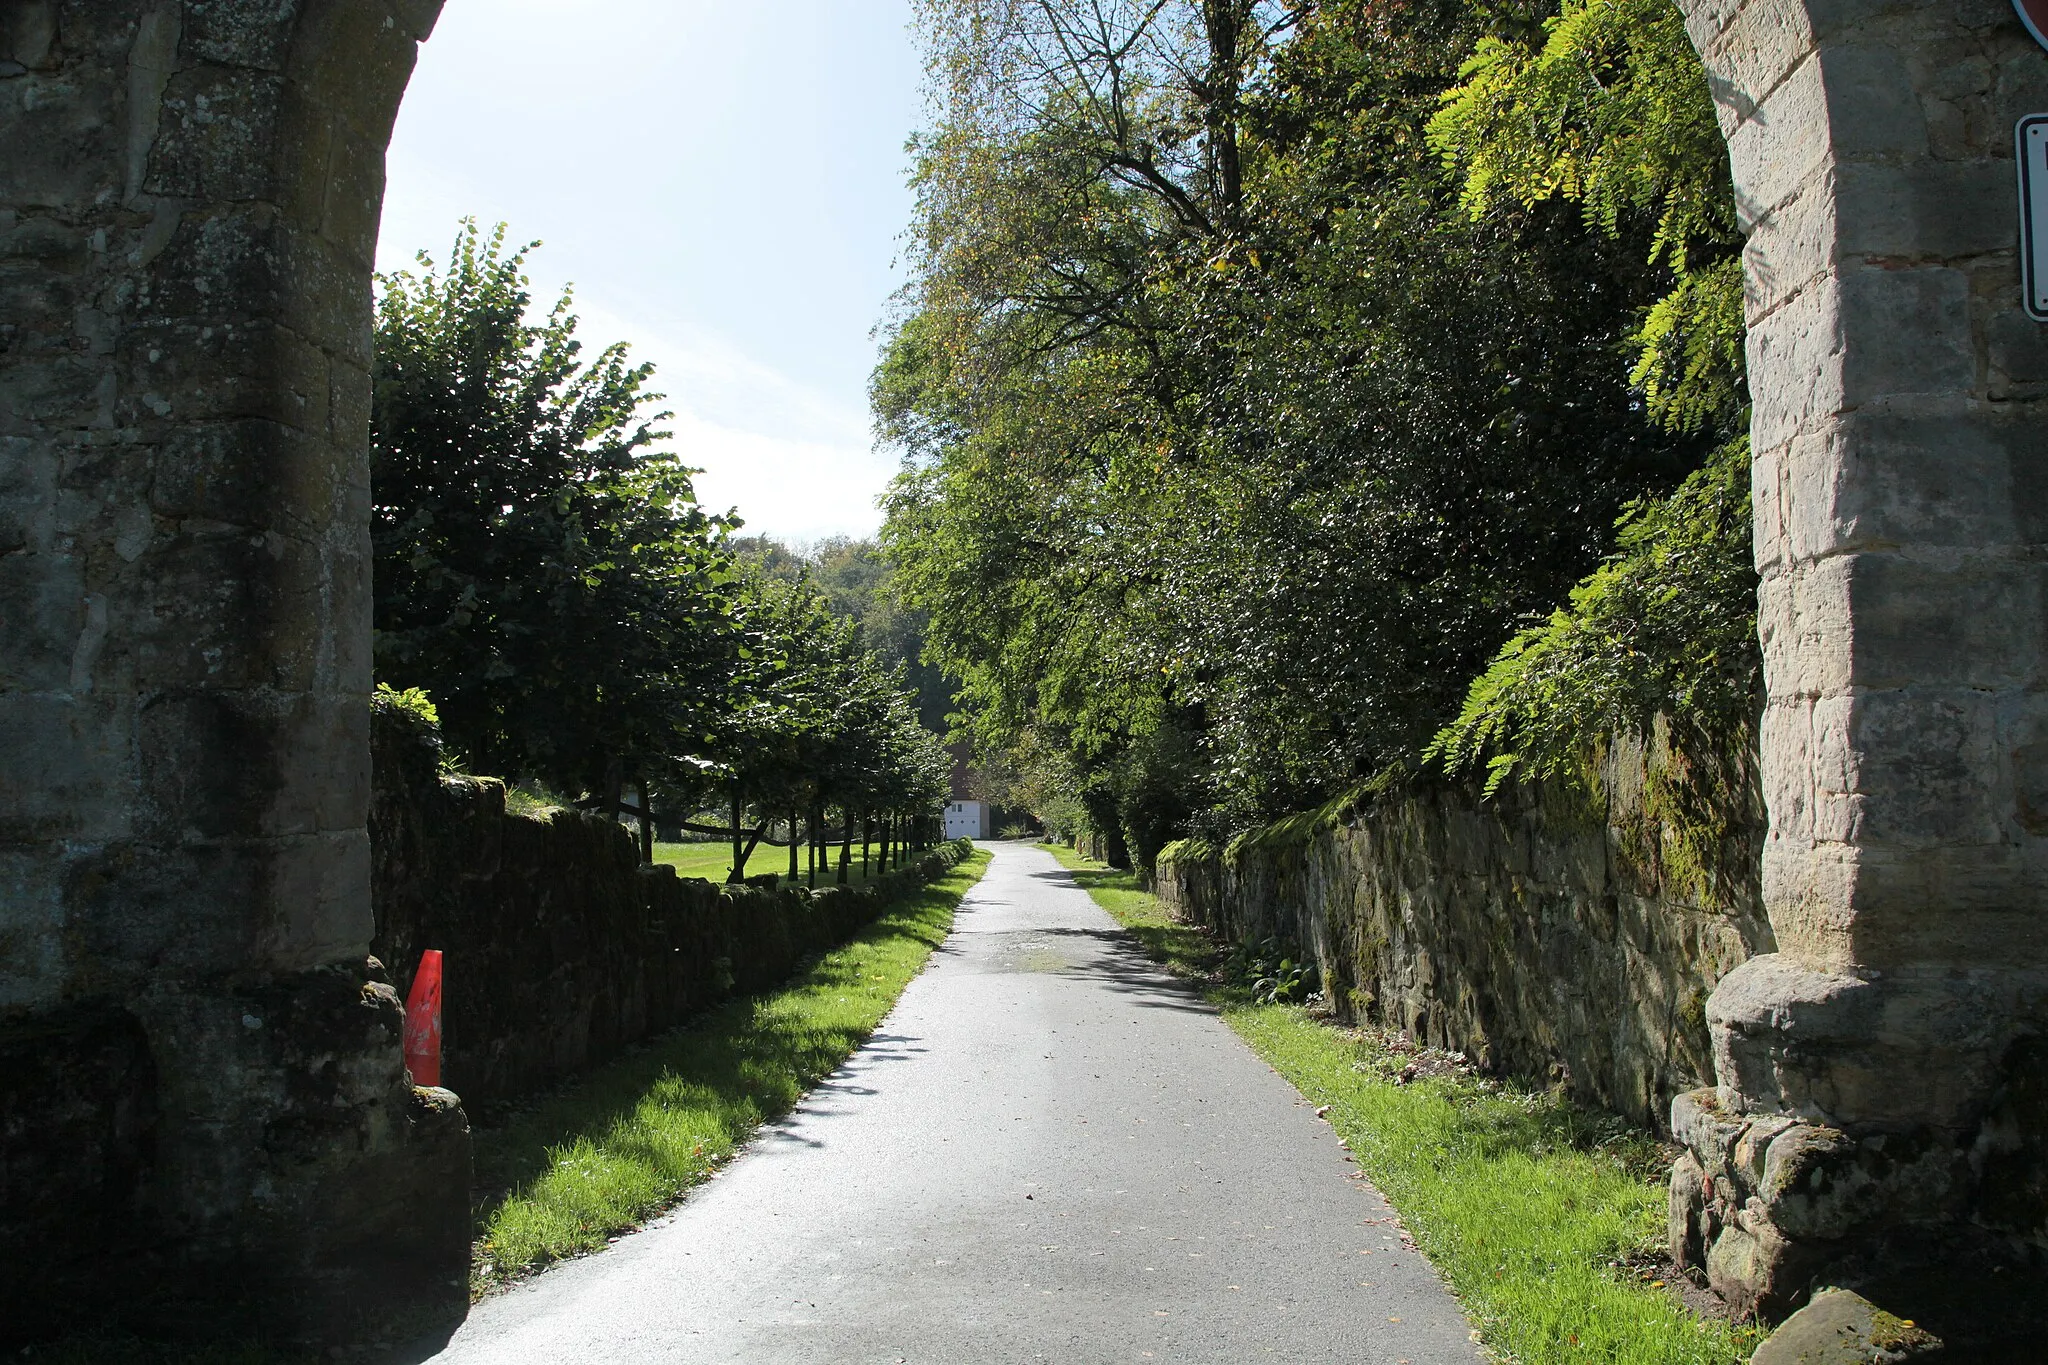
373;222;954;860
731;535;954;734
1427;438;1759;794
1421;0;1760;791
373;681;439;730
1428;0;1745;434
372;220;740;803
882;0;1709;845
1223;937;1318;1005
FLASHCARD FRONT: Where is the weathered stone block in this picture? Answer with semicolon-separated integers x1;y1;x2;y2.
1838;847;2048;967
259;829;374;972
1986;305;2048;401
1724;46;1831;229
1711;955;2025;1128
1748;280;1843;454
288;0;429;145
59;839;267;989
1749;1288;1942;1364
316;125;388;267
0;548;87;690
0;70;124;208
1762;1122;1971;1242
1834;160;2011;262
0;692;132;843
1758;561;1850;699
1746;162;1834;314
133;202;289;324
1841;554;2042;691
124;316;331;431
1671;1148;1711;1268
0;843;67;1010
145;67;287;204
1817;43;1930;161
180;0;300;71
1693;1;1813;145
1708;1211;1822;1320
1833;267;1974;406
1786;410;2024;559
0;435;57;554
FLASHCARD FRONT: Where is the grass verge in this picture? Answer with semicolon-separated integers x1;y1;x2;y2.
471;847;991;1290
1042;842;1761;1364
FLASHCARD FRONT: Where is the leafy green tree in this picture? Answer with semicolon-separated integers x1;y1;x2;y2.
371;221;741;811
730;535;955;733
1427;0;1743;434
879;0;1709;851
1425;0;1761;786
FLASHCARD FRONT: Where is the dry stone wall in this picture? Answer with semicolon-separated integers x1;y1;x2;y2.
370;701;969;1109
1156;728;1773;1130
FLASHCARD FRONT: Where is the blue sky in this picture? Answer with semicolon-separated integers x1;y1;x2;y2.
378;0;925;542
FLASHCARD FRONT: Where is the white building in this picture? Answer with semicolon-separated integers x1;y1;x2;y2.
943;800;991;840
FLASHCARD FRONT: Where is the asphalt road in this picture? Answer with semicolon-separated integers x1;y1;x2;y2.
428;841;1478;1364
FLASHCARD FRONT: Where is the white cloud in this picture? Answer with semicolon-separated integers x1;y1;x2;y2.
671;412;895;543
569;300;895;542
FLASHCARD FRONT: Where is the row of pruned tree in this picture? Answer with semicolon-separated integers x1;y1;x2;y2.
370;222;952;878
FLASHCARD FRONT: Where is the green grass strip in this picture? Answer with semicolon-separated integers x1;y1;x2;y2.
1043;844;1761;1364
472;848;992;1288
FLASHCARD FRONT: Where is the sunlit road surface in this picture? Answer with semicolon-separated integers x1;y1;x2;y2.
428;841;1478;1364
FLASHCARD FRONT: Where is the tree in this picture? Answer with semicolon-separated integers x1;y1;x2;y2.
371;221;741;812
878;0;1710;852
730;535;955;733
1424;0;1760;786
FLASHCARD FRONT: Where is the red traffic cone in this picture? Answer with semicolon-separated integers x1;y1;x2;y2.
403;949;444;1088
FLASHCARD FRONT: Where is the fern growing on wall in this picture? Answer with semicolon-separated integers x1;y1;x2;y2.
1427;438;1759;795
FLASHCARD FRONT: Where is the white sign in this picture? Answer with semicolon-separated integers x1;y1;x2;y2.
2018;115;2048;322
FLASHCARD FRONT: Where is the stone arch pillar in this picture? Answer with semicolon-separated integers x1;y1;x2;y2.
1671;0;2048;1318
0;0;460;1342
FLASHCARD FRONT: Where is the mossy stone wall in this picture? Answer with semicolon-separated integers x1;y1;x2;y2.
1157;724;1771;1128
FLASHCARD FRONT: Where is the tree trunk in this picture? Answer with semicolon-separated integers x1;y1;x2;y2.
729;782;745;882
788;807;800;882
811;800;825;889
601;753;625;826
636;776;654;864
836;806;852;885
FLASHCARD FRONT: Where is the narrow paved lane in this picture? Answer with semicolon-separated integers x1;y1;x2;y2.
431;842;1477;1364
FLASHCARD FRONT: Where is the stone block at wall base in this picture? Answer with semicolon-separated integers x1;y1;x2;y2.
1749;1289;1942;1364
1669;1078;2048;1327
0;959;472;1351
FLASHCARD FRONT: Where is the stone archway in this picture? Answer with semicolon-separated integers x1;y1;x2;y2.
2;0;2045;1343
1670;0;2048;1318
0;0;458;1342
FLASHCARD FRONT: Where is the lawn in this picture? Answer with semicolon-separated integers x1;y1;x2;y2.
470;847;992;1289
651;837;898;888
1042;842;1762;1365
